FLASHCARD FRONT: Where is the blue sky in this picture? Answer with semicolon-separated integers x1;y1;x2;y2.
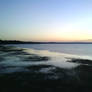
1;0;92;41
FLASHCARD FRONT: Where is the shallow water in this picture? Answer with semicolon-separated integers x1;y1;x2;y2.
0;46;79;71
0;44;91;74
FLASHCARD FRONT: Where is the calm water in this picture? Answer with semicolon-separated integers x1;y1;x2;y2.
10;44;92;57
0;43;91;74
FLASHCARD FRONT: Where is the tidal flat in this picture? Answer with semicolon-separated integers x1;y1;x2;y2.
0;45;92;92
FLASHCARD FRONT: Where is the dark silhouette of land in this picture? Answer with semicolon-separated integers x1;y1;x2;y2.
0;39;92;44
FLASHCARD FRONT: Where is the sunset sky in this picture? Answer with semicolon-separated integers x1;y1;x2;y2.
1;0;92;42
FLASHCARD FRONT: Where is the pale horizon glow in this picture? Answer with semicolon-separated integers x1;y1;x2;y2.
1;0;92;42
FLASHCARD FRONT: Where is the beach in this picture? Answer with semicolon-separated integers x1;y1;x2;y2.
0;45;92;92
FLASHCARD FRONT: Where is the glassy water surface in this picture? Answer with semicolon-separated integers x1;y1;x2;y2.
10;44;92;57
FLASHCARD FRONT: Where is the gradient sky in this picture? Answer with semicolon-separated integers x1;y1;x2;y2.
1;0;92;41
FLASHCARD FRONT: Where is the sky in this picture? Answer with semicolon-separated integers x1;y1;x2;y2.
0;0;92;42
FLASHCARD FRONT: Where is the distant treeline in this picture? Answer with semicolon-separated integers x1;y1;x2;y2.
0;40;92;44
0;40;43;44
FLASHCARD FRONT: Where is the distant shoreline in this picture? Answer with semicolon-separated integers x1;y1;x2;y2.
0;40;92;44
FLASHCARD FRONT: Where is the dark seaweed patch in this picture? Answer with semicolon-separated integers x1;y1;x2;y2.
22;55;50;61
67;58;92;65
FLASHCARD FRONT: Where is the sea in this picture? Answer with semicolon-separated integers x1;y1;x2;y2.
4;44;91;69
10;44;92;57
